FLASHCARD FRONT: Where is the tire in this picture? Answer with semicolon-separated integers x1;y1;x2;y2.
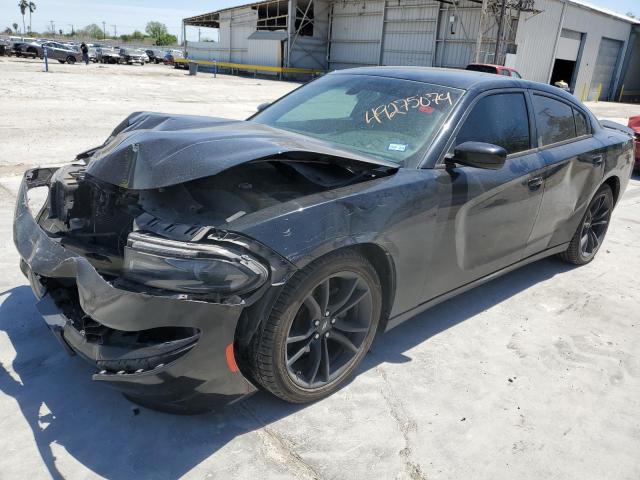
249;249;382;403
58;59;65;64
559;184;613;265
66;55;76;64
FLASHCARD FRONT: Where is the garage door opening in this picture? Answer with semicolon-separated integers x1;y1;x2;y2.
550;59;577;90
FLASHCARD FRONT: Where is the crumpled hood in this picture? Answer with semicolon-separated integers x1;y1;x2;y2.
84;112;397;189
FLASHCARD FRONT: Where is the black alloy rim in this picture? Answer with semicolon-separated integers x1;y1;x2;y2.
580;192;611;258
285;272;373;389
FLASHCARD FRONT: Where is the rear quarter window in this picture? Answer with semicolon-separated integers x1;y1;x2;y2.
532;94;576;146
574;108;589;136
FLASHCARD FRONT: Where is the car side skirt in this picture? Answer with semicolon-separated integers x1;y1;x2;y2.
385;243;569;331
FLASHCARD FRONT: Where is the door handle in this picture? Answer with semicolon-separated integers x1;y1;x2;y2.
527;176;543;191
591;155;604;166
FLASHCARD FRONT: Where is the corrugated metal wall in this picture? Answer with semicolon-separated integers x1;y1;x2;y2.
186;6;281;66
515;0;632;101
184;0;636;98
382;2;439;66
327;0;386;69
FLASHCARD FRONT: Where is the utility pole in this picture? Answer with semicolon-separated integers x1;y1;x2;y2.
198;28;201;42
474;0;488;63
102;21;106;40
50;20;55;37
112;24;117;38
493;0;507;64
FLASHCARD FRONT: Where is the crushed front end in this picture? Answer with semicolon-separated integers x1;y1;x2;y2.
13;166;294;413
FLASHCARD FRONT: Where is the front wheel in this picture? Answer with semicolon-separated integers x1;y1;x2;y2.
559;184;613;265
249;250;382;403
66;55;76;64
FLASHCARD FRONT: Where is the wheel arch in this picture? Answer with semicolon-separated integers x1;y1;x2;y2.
602;175;621;206
236;241;397;353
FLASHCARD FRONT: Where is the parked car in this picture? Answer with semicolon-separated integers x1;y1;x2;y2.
119;48;146;65
9;36;37;56
628;116;640;170
145;48;166;64
96;47;121;64
466;63;522;78
88;47;98;63
164;49;185;67
14;67;634;413
18;41;82;64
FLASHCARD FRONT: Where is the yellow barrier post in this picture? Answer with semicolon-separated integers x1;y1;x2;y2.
595;83;602;103
618;84;625;103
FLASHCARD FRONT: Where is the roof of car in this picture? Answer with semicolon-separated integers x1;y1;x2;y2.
331;66;573;99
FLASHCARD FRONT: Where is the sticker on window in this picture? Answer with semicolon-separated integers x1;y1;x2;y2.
387;143;408;152
365;91;454;125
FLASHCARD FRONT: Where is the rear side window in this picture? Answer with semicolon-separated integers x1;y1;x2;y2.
532;94;576;146
455;92;530;154
500;69;510;76
574;108;589;136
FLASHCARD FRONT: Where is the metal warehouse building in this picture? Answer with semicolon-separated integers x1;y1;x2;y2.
182;0;639;101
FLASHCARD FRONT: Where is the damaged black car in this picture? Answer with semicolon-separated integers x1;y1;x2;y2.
14;68;634;413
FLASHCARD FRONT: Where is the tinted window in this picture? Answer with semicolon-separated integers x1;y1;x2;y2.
455;93;530;154
532;94;576;146
466;64;498;74
500;69;511;76
574;108;589;136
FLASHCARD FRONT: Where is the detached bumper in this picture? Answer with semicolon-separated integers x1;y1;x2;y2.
13;168;257;413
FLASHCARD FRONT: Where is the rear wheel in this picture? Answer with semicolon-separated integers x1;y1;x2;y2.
559;184;613;265
66;55;76;64
250;250;381;403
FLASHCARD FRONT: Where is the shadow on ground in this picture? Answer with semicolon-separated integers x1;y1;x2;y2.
0;257;573;479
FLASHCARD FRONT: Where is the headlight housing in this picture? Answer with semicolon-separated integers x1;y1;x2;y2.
123;232;269;295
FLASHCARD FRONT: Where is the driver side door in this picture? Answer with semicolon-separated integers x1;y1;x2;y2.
424;90;546;300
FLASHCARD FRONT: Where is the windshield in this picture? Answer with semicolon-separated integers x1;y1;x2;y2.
251;74;463;165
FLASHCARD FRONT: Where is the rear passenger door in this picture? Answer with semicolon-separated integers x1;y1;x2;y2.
523;91;605;256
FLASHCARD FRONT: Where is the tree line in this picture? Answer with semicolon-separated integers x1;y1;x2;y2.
3;19;178;46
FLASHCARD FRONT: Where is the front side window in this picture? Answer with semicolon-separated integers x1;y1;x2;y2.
252;74;464;165
455;92;530;155
532;94;576;146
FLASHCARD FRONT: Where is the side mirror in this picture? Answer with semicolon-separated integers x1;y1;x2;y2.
450;141;507;170
256;102;270;113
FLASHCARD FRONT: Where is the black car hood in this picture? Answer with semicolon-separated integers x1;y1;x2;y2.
84;112;398;189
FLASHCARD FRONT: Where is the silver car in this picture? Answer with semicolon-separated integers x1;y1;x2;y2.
20;41;82;64
119;48;146;65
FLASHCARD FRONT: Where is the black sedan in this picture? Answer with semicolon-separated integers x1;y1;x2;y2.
14;68;634;413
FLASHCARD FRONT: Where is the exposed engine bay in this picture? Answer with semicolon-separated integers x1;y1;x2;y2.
39;158;390;281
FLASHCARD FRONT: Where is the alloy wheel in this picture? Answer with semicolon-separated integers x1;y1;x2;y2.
285;272;373;389
579;191;611;258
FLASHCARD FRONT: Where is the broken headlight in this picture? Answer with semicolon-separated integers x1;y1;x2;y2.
123;232;269;294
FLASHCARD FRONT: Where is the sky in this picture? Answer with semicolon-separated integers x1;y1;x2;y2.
1;0;639;41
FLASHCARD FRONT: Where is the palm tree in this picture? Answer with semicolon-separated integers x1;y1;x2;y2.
18;0;28;33
28;2;36;33
12;22;19;33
